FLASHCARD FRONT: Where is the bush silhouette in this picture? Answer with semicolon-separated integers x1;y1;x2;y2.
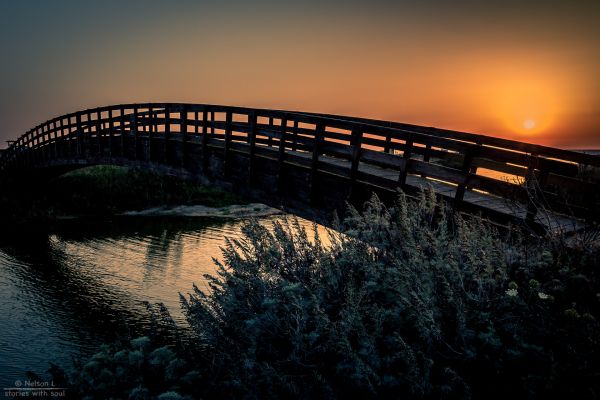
48;190;600;399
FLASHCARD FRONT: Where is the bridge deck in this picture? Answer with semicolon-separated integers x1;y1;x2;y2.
283;148;585;234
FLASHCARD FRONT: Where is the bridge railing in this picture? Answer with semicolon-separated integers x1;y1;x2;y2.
1;103;599;224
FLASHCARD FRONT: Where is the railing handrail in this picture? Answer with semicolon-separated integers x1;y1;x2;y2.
4;102;597;167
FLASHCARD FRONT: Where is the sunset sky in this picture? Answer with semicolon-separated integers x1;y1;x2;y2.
1;0;599;148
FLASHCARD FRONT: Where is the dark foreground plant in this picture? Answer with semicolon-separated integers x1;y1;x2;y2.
43;190;600;399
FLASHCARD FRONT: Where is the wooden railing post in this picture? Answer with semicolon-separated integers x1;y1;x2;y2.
24;131;31;165
132;105;139;160
56;117;66;158
292;120;299;151
147;106;154;161
65;116;73;158
164;105;171;164
423;144;432;162
398;133;414;187
276;116;288;194
75;113;83;158
108;109;114;158
419;142;433;178
35;124;48;162
58;118;65;159
247;110;258;186
51;120;58;159
22;134;28;166
32;127;40;164
30;129;35;164
384;131;392;153
42;125;48;161
119;106;126;157
39;127;44;162
86;110;93;158
38;126;45;163
454;147;477;203
267;117;274;147
201;107;209;173
223;110;233;178
31;128;36;164
309;122;325;205
45;124;51;161
96;109;103;157
39;127;45;162
181;104;188;167
349;127;363;202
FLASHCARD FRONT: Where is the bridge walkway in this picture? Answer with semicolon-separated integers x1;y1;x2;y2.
223;139;586;233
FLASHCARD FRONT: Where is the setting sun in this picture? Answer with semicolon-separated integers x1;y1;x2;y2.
483;71;562;138
523;119;536;130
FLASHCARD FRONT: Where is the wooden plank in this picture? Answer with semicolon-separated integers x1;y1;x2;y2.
409;160;465;185
323;129;351;143
320;142;353;159
360;148;404;169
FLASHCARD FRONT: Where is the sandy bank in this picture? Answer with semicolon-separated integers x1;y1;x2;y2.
119;203;282;218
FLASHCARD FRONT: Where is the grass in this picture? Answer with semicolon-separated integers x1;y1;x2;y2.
44;165;246;216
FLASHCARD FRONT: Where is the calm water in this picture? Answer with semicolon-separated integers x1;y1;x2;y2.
0;216;307;389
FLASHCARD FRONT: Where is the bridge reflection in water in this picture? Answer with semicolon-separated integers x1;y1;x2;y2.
1;103;599;233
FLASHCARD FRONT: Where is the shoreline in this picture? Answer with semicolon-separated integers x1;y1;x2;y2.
117;202;282;219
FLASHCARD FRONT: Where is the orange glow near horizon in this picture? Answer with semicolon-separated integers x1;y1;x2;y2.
1;2;599;149
489;77;560;138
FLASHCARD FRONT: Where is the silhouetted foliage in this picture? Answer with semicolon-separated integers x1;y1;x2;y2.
45;190;600;399
47;165;243;215
0;165;244;222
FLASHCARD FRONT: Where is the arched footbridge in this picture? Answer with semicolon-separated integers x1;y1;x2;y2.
1;103;599;233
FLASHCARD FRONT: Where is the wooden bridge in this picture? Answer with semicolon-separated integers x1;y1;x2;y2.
1;103;599;233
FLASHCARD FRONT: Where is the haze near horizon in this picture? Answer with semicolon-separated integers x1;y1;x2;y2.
1;0;599;148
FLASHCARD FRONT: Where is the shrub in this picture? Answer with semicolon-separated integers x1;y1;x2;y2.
47;190;600;399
